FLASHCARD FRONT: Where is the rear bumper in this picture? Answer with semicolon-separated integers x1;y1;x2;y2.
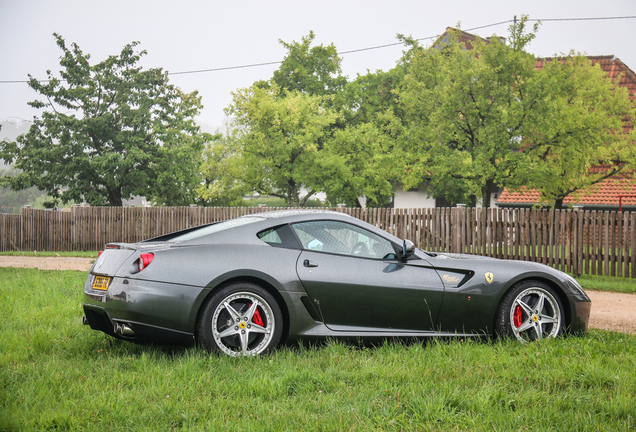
84;273;211;333
83;304;194;346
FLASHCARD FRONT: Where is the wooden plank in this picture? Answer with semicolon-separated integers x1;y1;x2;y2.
597;211;603;276
610;212;617;277
631;212;636;279
622;212;629;278
617;212;624;278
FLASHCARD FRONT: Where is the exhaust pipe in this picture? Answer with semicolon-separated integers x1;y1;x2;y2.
114;322;135;336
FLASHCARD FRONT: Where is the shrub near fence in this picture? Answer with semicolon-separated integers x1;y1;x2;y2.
0;206;634;278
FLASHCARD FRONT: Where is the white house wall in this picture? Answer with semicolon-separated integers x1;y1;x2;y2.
394;184;436;208
393;183;502;209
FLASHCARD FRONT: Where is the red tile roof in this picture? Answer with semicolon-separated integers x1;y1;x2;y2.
498;177;636;207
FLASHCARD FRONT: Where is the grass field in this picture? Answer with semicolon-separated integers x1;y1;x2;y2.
0;267;634;431
576;274;636;294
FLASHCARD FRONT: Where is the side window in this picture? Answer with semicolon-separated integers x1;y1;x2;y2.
258;228;282;244
291;221;395;259
257;225;300;249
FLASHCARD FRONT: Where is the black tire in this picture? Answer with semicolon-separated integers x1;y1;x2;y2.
496;280;564;342
197;282;283;356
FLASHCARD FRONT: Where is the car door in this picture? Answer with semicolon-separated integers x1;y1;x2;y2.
292;220;445;332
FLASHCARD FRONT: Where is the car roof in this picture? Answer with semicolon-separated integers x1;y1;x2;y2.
246;209;353;220
145;209;400;247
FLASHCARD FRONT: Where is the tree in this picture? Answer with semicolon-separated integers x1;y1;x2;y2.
0;167;49;213
269;31;347;99
0;34;209;207
338;68;405;126
394;20;543;207
225;85;340;207
326;122;394;207
393;18;635;208
522;54;636;208
196;133;248;206
205;32;395;208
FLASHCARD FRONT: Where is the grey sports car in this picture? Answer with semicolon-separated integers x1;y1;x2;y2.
83;210;591;356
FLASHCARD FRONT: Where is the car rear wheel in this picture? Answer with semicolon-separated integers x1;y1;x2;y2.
496;281;563;342
197;283;283;356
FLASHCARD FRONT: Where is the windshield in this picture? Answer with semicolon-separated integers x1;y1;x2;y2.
166;217;263;242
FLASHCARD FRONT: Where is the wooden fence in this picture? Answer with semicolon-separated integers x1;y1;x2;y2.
1;206;634;278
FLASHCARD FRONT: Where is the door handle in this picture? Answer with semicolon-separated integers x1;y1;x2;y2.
303;259;318;268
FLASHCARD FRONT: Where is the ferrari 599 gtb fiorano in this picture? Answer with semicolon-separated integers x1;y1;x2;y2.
83;210;591;356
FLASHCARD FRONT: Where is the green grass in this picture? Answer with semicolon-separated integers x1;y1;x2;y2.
1;268;634;431
577;274;636;294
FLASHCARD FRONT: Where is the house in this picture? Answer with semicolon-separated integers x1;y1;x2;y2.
393;30;636;210
497;55;636;211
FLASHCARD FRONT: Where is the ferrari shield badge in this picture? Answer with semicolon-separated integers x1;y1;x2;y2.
485;272;494;284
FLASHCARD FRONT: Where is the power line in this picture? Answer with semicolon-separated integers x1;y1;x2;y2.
536;15;636;22
168;60;282;76
1;15;635;83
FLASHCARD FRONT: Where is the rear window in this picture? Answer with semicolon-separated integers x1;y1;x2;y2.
257;224;301;249
167;217;263;242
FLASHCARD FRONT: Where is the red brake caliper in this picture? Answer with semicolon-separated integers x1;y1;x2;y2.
513;305;523;328
248;303;264;327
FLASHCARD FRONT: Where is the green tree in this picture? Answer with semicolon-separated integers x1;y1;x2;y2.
207;32;395;208
334;46;418;206
393;18;635;208
196;133;248;206
522;54;636;208
326;122;394;207
225;85;340;207
0;168;49;213
0;34;209;207
338;68;403;126
395;20;542;207
268;31;347;98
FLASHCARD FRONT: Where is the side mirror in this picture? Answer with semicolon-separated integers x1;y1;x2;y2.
400;240;415;260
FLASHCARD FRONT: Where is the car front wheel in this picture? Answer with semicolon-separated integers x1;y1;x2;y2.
197;283;283;356
497;281;563;342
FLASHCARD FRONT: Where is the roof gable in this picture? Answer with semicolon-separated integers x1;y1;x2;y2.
433;27;492;51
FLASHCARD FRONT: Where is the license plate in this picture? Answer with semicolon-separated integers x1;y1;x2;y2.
92;276;112;291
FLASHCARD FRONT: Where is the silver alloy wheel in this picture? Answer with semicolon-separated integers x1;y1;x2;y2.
509;287;562;342
211;291;276;357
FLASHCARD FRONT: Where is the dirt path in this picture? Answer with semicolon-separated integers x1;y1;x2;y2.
0;256;95;272
585;291;635;334
0;256;633;334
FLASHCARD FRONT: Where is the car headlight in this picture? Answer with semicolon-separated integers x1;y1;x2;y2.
564;274;590;301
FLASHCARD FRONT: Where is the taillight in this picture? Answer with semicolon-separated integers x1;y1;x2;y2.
100;245;119;257
138;253;154;271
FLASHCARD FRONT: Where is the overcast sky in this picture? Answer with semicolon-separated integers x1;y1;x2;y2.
1;0;635;132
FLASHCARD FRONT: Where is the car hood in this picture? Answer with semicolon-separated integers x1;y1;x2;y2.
431;252;498;261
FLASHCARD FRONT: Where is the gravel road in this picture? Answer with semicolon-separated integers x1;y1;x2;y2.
0;256;633;334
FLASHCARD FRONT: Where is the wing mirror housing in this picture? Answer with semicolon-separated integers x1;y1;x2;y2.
400;240;415;261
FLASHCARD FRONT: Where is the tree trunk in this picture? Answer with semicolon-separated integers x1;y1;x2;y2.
107;187;123;207
481;179;496;208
